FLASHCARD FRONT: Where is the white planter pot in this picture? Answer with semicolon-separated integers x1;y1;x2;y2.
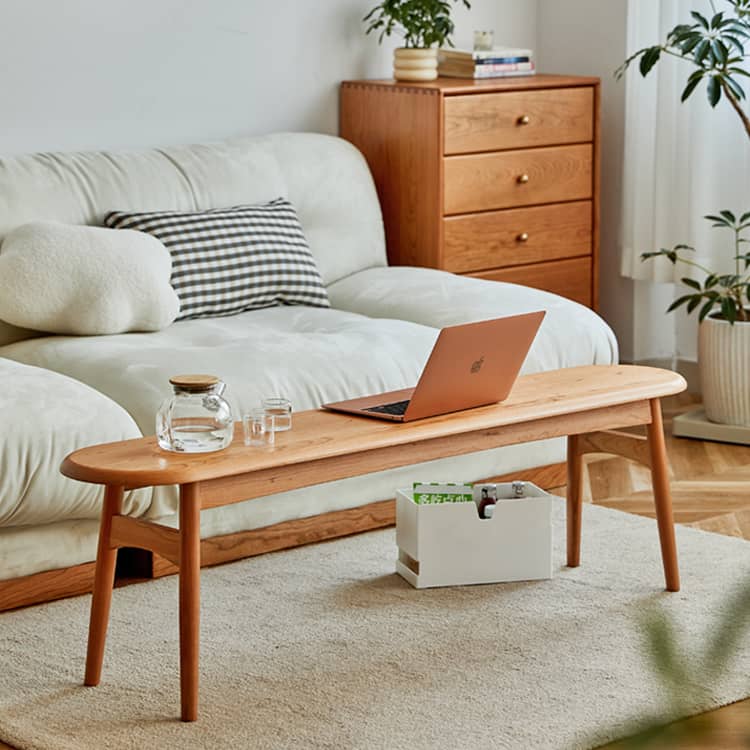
393;47;438;82
698;314;750;426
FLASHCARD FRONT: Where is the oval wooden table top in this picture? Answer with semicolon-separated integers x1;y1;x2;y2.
61;365;686;488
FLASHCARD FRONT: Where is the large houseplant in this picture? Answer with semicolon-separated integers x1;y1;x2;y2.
364;0;470;82
617;0;750;426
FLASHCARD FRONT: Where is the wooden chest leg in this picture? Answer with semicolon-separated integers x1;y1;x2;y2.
647;398;680;592
84;484;123;686
566;434;584;567
179;483;201;722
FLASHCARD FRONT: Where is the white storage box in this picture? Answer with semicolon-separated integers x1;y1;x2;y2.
396;483;553;588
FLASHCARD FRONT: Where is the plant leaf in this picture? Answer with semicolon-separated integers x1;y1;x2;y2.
641;248;680;263
639;46;662;76
699;298;716;321
682;73;704;101
711;38;729;64
707;75;722;106
719;273;741;286
704;213;730;225
722;296;738;323
691;10;710;29
724;75;746;99
670;23;697;43
724;33;747;54
681;277;702;290
680;33;704;54
698;38;712;64
686;296;703;314
667;294;695;312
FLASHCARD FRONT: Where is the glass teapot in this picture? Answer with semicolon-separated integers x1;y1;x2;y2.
156;375;234;453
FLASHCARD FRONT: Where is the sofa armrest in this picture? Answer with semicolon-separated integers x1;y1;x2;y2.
327;266;618;370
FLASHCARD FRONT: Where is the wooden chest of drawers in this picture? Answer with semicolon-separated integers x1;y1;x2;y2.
340;74;600;308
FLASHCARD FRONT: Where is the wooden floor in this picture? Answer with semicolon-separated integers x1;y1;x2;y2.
1;394;749;749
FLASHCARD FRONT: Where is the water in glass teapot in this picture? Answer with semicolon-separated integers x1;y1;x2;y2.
156;374;234;453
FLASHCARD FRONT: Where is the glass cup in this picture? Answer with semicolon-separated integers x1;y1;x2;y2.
243;409;275;447
261;397;292;432
473;30;494;51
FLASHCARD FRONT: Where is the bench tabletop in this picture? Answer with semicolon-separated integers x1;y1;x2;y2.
61;365;686;487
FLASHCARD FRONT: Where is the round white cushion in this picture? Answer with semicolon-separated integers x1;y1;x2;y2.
0;221;179;335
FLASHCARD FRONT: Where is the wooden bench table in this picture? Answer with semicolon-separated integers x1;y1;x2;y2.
61;364;686;722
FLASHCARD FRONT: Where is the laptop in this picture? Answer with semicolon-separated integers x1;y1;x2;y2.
322;310;545;422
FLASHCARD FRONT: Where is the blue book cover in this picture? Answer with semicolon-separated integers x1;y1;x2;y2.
474;56;530;65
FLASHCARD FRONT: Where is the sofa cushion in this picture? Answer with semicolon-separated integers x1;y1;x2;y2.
0;358;151;527
0;306;439;439
105;199;329;321
0;221;179;335
327;266;619;370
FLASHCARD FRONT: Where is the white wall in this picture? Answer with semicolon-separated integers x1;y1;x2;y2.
0;0;536;155
536;0;636;361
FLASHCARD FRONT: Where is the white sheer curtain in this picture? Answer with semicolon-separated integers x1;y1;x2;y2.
620;0;750;283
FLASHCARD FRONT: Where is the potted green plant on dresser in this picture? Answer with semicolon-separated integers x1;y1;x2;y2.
618;0;750;428
364;0;470;81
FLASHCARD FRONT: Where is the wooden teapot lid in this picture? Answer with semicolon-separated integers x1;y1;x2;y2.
169;374;220;391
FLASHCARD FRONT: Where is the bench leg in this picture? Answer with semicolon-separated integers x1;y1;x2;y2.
566;434;584;567
84;484;123;686
647;398;681;592
179;483;201;722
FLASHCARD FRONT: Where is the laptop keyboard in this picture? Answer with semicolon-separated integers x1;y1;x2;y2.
364;399;411;416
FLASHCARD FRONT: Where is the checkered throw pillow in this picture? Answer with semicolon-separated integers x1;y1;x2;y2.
104;199;329;321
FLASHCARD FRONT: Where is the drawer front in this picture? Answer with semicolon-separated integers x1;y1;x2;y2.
444;87;594;155
444;144;592;215
468;257;593;307
443;201;592;273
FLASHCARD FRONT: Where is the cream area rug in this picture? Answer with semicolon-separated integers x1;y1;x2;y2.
2;501;750;750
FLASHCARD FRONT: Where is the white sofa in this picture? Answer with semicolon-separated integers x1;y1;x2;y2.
0;132;617;588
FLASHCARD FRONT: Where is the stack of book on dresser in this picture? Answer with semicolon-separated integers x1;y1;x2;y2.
437;46;535;79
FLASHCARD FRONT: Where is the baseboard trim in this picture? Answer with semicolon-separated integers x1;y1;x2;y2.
0;561;97;612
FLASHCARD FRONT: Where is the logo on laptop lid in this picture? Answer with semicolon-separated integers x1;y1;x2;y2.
470;356;484;374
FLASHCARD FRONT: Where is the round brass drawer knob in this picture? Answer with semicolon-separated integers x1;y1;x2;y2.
517;114;530;125
517;232;530;243
517;173;530;184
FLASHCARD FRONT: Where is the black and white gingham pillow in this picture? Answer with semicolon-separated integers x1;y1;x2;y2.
104;199;329;321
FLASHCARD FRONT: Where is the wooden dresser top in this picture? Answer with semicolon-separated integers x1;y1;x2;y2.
341;74;600;95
